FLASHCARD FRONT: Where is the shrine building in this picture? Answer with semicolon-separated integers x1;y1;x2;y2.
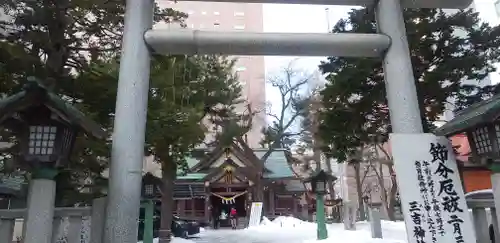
170;142;307;222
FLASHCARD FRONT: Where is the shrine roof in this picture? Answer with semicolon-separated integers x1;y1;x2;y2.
255;149;295;179
176;172;206;180
435;93;500;136
284;179;306;192
186;157;200;169
176;148;296;180
0;78;106;139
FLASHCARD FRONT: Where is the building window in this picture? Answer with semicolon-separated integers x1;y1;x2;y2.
234;11;245;16
235;66;246;72
214;11;220;15
201;11;207;15
28;126;57;155
188;10;194;15
190;24;194;29
214;22;220;28
472;126;492;154
233;25;245;30
144;185;154;195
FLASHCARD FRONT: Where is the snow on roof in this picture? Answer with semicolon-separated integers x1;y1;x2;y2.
465;189;493;199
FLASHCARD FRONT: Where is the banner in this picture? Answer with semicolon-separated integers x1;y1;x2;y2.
248;202;263;227
390;133;475;243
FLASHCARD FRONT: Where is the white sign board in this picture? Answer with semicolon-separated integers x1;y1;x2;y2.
248;202;263;227
390;133;475;243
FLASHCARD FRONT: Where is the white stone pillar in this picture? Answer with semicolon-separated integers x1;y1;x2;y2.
491;172;500;239
0;218;15;243
23;177;57;243
67;216;82;243
472;208;489;243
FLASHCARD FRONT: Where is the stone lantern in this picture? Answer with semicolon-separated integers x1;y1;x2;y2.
434;95;500;165
303;169;336;240
141;172;162;200
304;170;335;195
141;173;161;243
0;78;106;169
435;93;500;240
0;77;106;243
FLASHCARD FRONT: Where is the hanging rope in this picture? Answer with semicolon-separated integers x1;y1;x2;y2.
211;191;248;204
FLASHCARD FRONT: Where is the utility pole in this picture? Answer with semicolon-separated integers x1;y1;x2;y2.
325;8;331;33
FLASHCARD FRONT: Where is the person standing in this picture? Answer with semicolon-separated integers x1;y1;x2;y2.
230;207;238;229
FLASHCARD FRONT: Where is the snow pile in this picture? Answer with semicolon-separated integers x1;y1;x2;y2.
247;216;316;231
260;216;273;225
137;237;195;243
272;216;309;228
246;216;407;243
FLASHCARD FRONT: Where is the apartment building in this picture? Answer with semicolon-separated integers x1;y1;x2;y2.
156;1;267;148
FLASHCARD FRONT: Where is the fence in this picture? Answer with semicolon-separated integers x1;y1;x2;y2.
466;190;498;243
0;197;106;243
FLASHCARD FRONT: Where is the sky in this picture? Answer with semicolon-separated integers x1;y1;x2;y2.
261;0;500;110
261;4;359;118
474;0;500;84
261;1;500;125
262;4;357;74
261;1;500;82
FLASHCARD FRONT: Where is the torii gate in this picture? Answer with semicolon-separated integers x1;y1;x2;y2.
104;0;472;242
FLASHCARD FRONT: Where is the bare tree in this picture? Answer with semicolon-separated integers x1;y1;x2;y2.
260;60;312;155
376;143;398;221
355;142;398;221
347;151;368;221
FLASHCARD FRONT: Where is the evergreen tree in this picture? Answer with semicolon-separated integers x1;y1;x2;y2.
1;4;244;242
0;0;187;205
146;55;243;242
319;8;500;162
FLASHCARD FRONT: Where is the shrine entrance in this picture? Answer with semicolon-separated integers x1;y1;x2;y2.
210;186;248;227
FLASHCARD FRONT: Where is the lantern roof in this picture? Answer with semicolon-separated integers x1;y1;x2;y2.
142;172;162;186
0;173;27;198
435;94;500;137
0;77;106;139
303;169;337;182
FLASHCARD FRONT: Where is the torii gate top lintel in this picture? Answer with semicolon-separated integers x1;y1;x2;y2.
177;0;472;9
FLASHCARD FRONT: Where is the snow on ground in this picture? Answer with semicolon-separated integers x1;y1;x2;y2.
139;216;408;243
137;237;195;243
